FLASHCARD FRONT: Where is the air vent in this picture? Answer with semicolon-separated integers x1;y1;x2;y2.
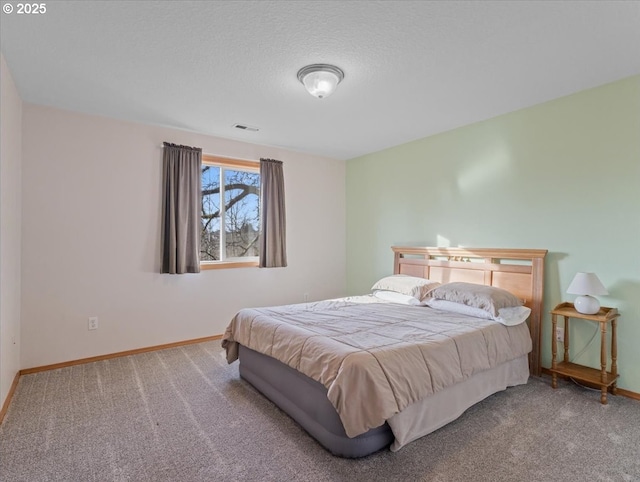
233;123;259;132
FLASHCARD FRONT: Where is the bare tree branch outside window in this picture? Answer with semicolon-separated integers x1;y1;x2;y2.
200;165;260;261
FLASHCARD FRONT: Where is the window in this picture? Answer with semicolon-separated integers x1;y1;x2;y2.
200;155;260;268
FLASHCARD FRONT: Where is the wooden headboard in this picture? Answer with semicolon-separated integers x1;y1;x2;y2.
392;246;547;376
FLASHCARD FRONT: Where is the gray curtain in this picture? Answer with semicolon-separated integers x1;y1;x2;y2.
161;142;202;274
259;158;287;268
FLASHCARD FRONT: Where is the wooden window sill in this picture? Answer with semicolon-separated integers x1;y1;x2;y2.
200;260;259;270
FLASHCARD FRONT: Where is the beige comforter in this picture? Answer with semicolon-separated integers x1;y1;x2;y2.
222;296;531;438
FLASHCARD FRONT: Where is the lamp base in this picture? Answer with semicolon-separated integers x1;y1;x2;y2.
574;295;600;315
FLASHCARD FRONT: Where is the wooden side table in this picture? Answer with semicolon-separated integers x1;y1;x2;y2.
549;302;619;404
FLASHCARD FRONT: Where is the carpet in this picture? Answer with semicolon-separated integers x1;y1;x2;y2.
1;340;639;481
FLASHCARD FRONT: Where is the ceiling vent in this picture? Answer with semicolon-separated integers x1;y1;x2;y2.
233;123;259;132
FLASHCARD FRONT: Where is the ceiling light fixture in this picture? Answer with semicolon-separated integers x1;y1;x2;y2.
297;64;344;99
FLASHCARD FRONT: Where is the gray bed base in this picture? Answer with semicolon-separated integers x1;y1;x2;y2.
238;344;394;458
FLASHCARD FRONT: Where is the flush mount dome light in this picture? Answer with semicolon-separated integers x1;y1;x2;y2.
297;64;344;99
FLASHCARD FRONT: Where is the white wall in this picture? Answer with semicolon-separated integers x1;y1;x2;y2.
21;104;346;369
0;54;22;406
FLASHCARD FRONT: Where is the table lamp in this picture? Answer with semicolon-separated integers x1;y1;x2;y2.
566;272;608;314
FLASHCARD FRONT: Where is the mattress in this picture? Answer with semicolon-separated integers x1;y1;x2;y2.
239;345;394;458
239;344;529;457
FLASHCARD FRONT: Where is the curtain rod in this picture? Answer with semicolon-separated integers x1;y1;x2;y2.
160;143;201;150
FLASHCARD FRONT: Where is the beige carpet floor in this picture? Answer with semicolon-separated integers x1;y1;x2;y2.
1;340;639;481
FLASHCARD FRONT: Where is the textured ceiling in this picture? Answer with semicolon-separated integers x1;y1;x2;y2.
1;1;639;160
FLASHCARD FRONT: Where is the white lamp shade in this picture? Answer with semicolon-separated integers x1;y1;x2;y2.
297;64;344;99
566;272;608;315
566;272;608;296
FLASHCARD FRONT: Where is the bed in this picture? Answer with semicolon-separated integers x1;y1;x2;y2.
222;247;547;457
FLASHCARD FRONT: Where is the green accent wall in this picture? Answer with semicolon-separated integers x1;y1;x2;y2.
346;76;640;393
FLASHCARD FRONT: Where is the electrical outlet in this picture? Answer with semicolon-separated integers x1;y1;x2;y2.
303;293;310;302
88;317;99;331
555;326;564;342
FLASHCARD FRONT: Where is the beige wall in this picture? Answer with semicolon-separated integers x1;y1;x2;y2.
21;104;346;369
0;54;23;406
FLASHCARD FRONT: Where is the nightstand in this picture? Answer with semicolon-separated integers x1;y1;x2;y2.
549;302;620;404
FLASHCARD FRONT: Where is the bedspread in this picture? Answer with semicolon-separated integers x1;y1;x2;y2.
222;296;531;438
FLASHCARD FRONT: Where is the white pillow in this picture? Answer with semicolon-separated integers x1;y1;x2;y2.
494;306;532;326
373;290;424;306
425;299;531;326
424;282;522;317
425;299;493;319
371;275;440;301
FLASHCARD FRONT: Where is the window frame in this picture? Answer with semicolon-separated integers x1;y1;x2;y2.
200;154;260;270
